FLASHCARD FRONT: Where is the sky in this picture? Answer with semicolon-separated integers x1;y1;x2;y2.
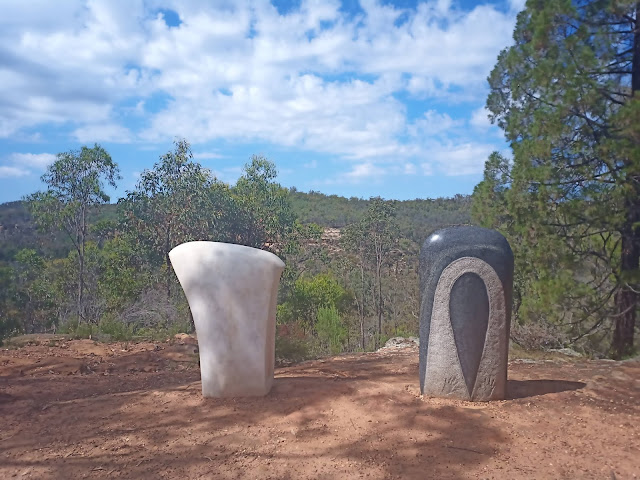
0;0;525;204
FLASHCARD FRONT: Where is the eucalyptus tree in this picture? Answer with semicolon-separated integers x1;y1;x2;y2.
364;198;400;348
121;139;228;298
340;222;371;350
25;144;120;323
342;197;399;349
230;155;298;253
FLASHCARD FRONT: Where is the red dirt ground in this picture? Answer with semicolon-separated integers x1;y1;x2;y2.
1;335;638;479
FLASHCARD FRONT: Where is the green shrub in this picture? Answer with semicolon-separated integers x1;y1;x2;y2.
0;317;22;346
136;320;191;342
316;306;346;354
58;320;95;339
98;317;134;341
275;335;312;364
56;320;76;335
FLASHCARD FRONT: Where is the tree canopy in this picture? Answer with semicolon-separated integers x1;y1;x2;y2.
474;0;640;358
25;144;120;323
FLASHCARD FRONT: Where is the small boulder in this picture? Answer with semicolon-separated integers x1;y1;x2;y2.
383;337;419;349
548;347;582;357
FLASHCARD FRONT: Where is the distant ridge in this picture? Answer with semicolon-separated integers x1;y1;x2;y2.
0;191;471;262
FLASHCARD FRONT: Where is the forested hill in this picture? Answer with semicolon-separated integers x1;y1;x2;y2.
0;201;119;262
289;190;471;244
0;192;471;262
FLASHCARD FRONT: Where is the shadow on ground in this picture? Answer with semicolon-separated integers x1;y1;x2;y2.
1;349;507;480
507;379;586;399
2;346;638;479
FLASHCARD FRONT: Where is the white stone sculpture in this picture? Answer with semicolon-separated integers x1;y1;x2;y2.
169;241;285;397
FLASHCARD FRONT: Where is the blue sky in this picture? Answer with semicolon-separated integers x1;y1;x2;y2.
0;0;524;203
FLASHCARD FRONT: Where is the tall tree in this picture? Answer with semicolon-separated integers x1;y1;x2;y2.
13;249;47;333
231;155;298;253
343;197;399;349
340;223;371;350
25;144;120;323
121;139;225;298
477;0;640;357
364;198;399;349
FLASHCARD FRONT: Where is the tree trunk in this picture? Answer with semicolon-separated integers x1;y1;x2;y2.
78;251;84;323
360;260;366;351
376;255;383;350
613;195;640;358
165;227;171;299
613;3;640;359
77;206;86;324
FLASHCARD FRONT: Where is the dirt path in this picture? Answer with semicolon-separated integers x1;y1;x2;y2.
1;337;638;479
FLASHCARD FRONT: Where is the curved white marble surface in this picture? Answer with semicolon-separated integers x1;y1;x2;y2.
169;241;285;397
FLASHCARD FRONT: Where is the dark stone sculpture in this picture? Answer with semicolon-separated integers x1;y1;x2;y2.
419;226;513;401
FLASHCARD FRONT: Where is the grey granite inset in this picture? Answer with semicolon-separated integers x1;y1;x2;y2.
419;226;513;401
450;272;489;394
169;241;285;398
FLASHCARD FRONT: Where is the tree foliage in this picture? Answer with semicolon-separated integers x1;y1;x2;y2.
0;263;20;343
24;144;120;323
277;273;350;333
342;197;400;349
2;140;467;357
316;306;347;354
121;139;226;298
474;0;640;357
231;155;298;253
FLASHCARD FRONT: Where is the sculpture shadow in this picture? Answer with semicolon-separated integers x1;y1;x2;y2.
507;379;586;399
0;392;15;403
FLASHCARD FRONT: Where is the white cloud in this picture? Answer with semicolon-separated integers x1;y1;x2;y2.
409;110;463;137
421;162;434;176
344;162;387;182
330;160;421;184
73;123;133;143
0;0;516;178
140;73;409;162
425;142;495;176
192;151;224;160
508;0;527;13
0;1;148;138
0;152;56;179
470;106;493;130
403;162;417;175
0;166;30;178
9;152;56;169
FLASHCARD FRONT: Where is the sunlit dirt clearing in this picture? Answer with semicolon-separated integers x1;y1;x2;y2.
1;338;638;479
